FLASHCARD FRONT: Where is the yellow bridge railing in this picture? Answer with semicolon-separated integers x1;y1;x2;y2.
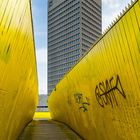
48;0;140;139
0;0;38;140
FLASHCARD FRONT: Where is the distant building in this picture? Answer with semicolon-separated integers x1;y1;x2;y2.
36;94;48;112
48;0;102;94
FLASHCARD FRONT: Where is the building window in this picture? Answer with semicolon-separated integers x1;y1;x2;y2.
49;0;53;7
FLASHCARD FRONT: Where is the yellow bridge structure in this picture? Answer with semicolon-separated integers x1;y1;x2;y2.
0;0;140;140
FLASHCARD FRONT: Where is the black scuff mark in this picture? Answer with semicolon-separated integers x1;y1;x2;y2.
6;44;10;54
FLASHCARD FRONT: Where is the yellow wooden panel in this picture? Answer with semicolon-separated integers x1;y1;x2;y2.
0;0;38;140
48;0;140;139
34;112;51;119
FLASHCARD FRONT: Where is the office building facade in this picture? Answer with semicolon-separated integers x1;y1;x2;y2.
48;0;101;94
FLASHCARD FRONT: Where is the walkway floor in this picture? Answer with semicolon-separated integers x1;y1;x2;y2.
18;120;82;140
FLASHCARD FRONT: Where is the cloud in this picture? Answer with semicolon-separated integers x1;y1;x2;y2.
102;13;119;31
36;47;48;95
102;0;120;9
36;47;47;64
102;0;132;32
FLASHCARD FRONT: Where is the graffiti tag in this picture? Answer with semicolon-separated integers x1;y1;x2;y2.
74;93;90;112
95;75;126;108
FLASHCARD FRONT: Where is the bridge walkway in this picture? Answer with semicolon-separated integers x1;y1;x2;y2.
18;112;82;140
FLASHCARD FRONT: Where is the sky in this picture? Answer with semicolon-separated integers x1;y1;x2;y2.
32;0;48;95
31;0;132;95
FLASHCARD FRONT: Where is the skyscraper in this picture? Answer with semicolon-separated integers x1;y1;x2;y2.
48;0;102;94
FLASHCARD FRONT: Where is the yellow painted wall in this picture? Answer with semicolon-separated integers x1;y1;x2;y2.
0;0;38;139
48;0;140;139
34;112;51;120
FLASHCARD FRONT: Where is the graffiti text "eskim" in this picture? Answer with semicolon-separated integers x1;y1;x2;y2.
95;75;126;108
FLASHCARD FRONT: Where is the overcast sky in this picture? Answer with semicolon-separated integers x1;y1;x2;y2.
32;0;132;95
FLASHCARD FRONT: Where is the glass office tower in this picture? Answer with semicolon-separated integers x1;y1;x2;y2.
48;0;101;94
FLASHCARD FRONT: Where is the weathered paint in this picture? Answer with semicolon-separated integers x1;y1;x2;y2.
0;0;38;139
48;0;140;139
